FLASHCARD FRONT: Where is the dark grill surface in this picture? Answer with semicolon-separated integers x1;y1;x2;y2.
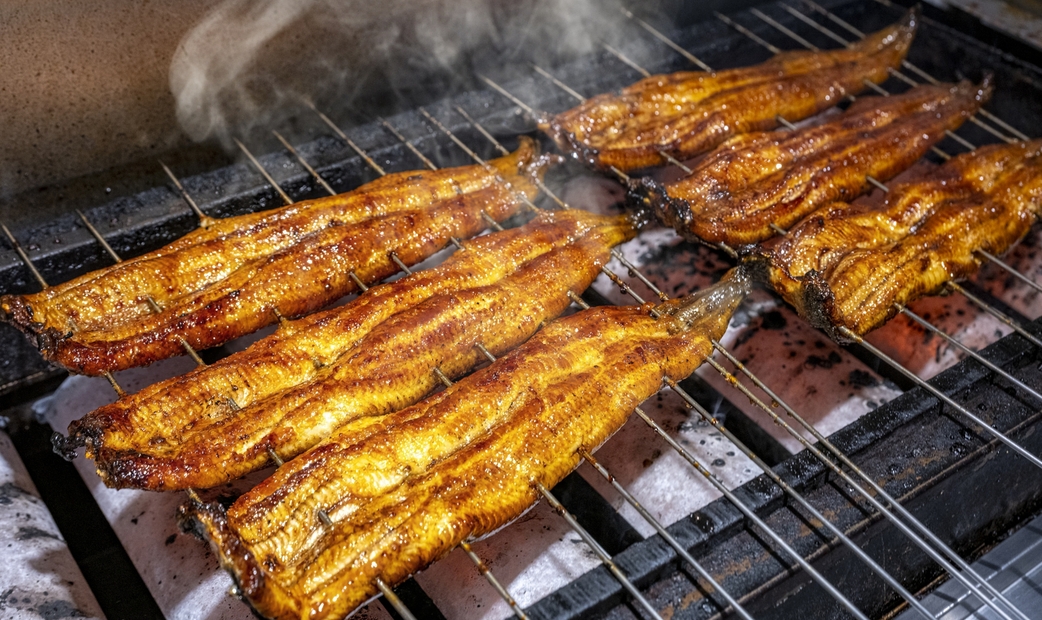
3;1;1042;619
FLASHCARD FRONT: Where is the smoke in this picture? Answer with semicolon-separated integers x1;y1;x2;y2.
169;0;620;146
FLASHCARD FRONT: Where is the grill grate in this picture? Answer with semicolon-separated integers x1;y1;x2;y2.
2;0;1042;619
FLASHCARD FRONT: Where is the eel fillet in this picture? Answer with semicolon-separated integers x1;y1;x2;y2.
539;10;917;171
179;268;751;620
638;78;992;247
759;139;1042;340
64;209;638;490
1;138;554;375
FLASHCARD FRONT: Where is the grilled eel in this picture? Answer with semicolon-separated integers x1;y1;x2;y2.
539;10;917;171
179;267;750;620
638;78;992;247
757;139;1042;341
62;209;639;490
1;139;554;375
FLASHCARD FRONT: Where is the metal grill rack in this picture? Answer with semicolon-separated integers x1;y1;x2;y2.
2;0;1042;619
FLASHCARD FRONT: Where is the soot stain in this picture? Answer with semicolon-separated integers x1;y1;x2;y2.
804;351;842;370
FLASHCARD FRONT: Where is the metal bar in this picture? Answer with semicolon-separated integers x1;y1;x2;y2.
76;210;121;264
159;161;213;227
536;482;664;620
978;248;1042;295
840;325;1042;470
710;342;1028;620
305;102;388;175
459;541;530;620
578;448;756;620
798;0;1021;143
1;221;49;289
619;6;712;71
631;403;870;620
233;138;294;206
378;118;439;170
898;304;1042;404
714;11;782;54
948;282;1042;350
453;106;510;158
272;130;336;195
602;43;651;78
668;369;932;619
375;577;420;620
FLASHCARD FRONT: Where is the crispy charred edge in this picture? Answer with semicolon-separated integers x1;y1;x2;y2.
177;499;290;619
628;176;757;254
743;250;857;343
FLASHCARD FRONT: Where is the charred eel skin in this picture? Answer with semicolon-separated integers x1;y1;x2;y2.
637;78;992;247
1;138;555;375
539;10;917;172
65;210;639;490
756;139;1042;341
179;268;751;620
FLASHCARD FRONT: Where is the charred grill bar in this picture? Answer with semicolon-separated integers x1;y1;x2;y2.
2;0;1042;619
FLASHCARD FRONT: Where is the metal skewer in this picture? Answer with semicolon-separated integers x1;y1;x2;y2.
578;448;755;620
802;0;1026;142
708;341;1028;620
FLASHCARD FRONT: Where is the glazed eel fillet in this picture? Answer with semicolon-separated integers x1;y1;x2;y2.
62;209;638;490
0;138;553;375
761;139;1042;341
539;10;917;171
180;268;750;620
639;79;992;247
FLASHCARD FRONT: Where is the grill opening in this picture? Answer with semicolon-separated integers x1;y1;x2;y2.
2;0;1042;619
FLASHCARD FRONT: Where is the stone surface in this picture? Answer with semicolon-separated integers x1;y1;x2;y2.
0;429;104;620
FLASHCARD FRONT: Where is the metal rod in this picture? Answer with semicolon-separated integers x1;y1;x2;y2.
898;304;1042;404
947;282;1042;350
272;130;336;195
378;118;439;170
578;448;756;620
233;138;294;206
389;252;413;275
374;577;419;620
76;210;121;263
536;482;664;620
602;43;651;77
159;161;213;226
305;102;388;175
1;221;49;289
711;341;1031;620
669;370;931;619
459;541;530;620
798;0;1021;143
840;325;1042;470
631;403;870;620
978;248;1042;295
619;6;712;71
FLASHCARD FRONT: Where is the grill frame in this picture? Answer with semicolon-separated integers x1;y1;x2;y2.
3;0;1042;618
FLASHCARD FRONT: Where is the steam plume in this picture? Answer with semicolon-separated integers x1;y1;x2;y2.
169;0;621;146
